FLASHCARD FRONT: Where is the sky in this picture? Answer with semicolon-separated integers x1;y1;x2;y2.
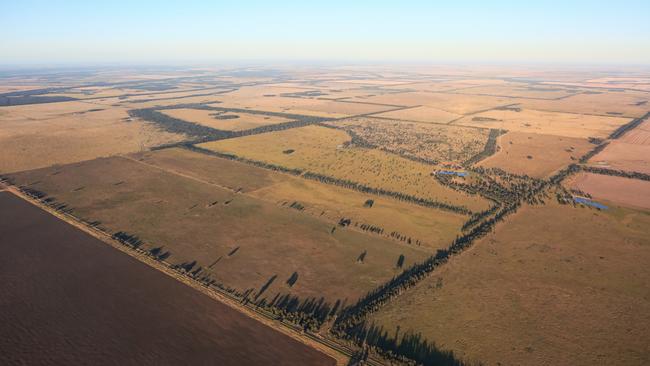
2;0;650;65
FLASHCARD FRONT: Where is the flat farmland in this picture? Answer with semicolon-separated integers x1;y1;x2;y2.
137;147;467;250
0;101;184;173
454;84;578;99
328;117;490;164
0;191;335;366
369;105;461;124
198;125;491;212
478;131;593;177
518;91;650;118
160;108;294;131
216;94;396;118
6;156;428;305
589;142;650;174
381;79;509;93
455;108;631;138
354;91;512;115
587;117;650;174
619;117;650;144
369;202;650;366
567;172;650;210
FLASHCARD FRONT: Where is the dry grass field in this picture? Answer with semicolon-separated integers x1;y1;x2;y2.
369;105;462;124
478;131;593;177
198;125;491;212
356;91;512;115
160;108;294;131
619;117;650;144
213;96;369;118
6;156;429;305
518;91;650;118
328;117;490;164
588;117;650;174
369;201;650;366
588;142;650;174
0;101;184;173
567;172;650;210
454;108;631;138
137;148;467;251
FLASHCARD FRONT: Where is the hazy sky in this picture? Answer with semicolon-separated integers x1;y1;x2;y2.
2;0;649;65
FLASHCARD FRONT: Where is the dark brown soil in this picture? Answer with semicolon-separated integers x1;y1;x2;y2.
0;191;335;366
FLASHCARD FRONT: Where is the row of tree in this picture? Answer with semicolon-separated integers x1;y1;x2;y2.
302;172;472;215
608;111;650;139
463;128;506;166
582;166;650;181
346;323;466;366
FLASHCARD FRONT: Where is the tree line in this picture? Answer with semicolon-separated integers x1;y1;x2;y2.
582;166;650;182
302;172;472;215
463;128;506;166
346;323;467;366
608;111;650;139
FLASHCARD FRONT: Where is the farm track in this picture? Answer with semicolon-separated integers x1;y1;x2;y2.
3;185;381;366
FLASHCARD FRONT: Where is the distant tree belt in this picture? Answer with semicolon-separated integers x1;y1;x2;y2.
301;172;472;215
156;103;331;123
608;111;650;139
129;108;235;139
124;88;238;104
582;166;650;181
0;95;78;107
131;105;333;146
577;141;609;163
0;86;81;106
0;86;72;98
463;128;506;166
